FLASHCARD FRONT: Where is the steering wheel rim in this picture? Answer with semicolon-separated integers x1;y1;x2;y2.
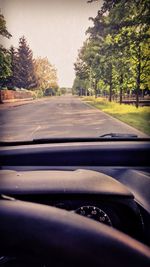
0;199;150;267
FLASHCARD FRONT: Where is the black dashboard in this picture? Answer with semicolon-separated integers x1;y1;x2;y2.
0;168;149;245
0;141;149;166
0;140;150;266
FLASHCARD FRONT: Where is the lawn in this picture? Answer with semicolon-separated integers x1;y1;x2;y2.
82;96;150;136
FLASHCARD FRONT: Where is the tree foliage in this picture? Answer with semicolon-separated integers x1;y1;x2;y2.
14;36;37;89
73;0;150;107
6;46;19;88
0;12;59;93
0;12;11;38
0;12;12;87
0;21;59;93
34;57;58;91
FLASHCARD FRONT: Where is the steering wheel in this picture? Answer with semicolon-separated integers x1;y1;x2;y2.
0;199;150;266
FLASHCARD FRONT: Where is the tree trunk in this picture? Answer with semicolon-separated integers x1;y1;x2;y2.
109;82;112;102
109;64;112;102
136;45;141;108
94;79;98;98
141;89;144;99
119;74;123;104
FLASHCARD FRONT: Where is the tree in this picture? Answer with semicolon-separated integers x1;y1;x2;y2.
0;12;11;38
60;87;67;95
105;0;150;107
74;41;90;82
74;45;90;96
0;47;11;87
15;36;37;89
74;39;103;97
72;76;90;96
34;57;58;92
85;0;150;106
0;12;12;89
6;46;19;88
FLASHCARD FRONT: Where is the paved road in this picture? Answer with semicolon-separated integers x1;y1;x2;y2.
0;95;148;141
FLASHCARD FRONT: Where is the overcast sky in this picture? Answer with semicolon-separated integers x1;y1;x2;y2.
0;0;102;87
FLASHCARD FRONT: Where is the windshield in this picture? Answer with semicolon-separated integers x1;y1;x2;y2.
0;0;149;142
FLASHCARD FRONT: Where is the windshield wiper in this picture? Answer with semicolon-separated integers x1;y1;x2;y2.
100;133;138;138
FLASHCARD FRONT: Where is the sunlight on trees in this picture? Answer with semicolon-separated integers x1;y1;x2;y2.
73;0;150;108
0;12;59;96
34;57;58;93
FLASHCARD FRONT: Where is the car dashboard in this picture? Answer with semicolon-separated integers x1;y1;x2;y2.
0;168;147;243
0;140;150;266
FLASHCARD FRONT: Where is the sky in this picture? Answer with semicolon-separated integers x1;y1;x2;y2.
0;0;102;87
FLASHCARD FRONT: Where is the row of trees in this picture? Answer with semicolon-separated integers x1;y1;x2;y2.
73;0;150;107
0;13;58;94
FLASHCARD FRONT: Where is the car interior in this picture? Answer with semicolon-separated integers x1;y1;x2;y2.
0;0;150;265
0;138;150;266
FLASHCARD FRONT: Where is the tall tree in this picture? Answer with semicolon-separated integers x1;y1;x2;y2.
34;57;58;91
105;0;150;107
6;46;19;88
0;12;12;89
0;47;11;87
16;36;37;89
0;12;11;38
85;0;150;106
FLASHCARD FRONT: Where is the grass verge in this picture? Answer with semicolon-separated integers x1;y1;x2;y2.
82;96;150;136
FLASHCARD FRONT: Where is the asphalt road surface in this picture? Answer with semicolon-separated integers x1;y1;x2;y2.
0;95;148;141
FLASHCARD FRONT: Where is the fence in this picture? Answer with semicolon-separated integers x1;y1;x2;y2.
0;89;33;103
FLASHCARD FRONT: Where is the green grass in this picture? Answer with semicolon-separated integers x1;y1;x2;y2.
82;96;150;136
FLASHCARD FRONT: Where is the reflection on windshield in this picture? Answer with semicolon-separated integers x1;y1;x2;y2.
0;0;150;141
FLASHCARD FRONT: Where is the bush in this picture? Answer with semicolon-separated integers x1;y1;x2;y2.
30;89;44;99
